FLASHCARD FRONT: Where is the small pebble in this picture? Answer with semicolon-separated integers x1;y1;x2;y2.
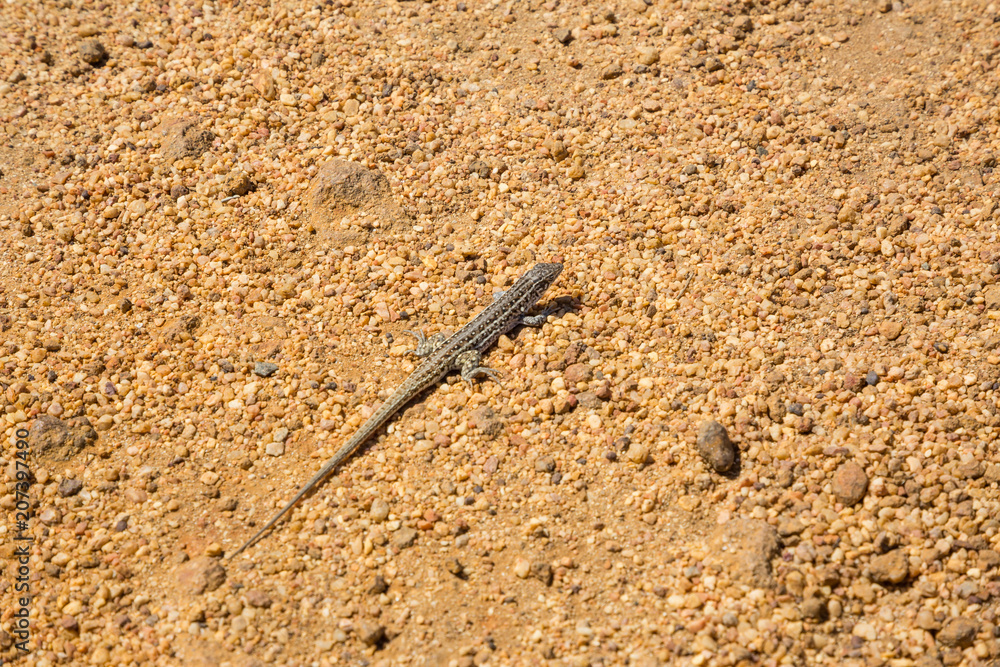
58;479;83;497
625;442;649;464
245;589;272;608
869;549;909;585
801;597;826;620
369;575;389;595
530;562;554;585
534;455;556;472
832;461;869;505
370;498;390;522
355;622;386;647
936;617;978;647
254;361;279;377
78;39;107;65
878;320;903;340
391;527;418;549
176;557;226;595
601;63;623;80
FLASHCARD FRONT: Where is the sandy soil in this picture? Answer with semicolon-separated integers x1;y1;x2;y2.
2;0;1000;665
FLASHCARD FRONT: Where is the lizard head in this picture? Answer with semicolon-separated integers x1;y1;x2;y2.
511;262;563;305
528;262;564;287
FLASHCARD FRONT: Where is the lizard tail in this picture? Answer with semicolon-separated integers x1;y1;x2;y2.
227;454;342;559
227;390;415;559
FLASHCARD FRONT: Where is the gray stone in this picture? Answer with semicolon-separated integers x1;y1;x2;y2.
58;479;83;497
696;420;736;473
253;362;279;377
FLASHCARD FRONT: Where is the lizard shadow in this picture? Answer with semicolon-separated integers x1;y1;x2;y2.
538;295;579;323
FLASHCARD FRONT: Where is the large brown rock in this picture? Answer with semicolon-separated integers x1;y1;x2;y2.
30;416;98;462
306;159;410;246
155;117;216;162
308;159;390;212
707;518;781;588
176;557;227;596
163;314;202;343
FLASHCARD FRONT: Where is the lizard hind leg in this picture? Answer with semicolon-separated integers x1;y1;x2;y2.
454;349;501;385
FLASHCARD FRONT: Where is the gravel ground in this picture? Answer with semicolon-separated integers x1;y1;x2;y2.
1;0;1000;665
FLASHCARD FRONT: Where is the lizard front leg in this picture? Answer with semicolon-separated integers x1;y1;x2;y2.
402;329;450;358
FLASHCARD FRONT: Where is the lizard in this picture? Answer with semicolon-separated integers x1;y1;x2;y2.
229;262;564;558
